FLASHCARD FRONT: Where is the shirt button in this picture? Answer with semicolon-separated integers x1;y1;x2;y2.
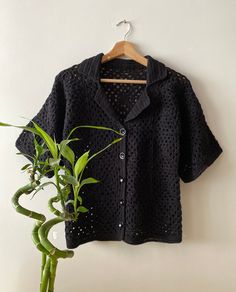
119;152;125;159
119;128;126;135
119;177;124;183
118;222;123;228
119;199;124;205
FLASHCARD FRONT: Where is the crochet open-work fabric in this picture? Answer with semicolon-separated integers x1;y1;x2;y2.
15;52;223;248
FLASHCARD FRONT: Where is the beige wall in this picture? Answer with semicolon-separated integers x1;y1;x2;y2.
0;0;235;291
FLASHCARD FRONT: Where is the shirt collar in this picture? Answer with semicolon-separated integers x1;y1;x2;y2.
78;52;168;124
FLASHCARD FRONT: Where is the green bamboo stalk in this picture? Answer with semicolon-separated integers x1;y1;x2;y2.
38;217;74;291
12;182;46;221
11;182;52;291
41;222;59;291
48;258;58;292
48;196;63;218
32;221;52;291
32;222;47;290
32;221;50;254
38;217;74;259
12;182;48;255
40;257;51;292
54;167;66;212
41;253;47;290
48;195;74;221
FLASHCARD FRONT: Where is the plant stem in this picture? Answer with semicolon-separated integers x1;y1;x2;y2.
48;258;58;292
48;195;63;217
48;195;74;221
32;221;51;291
38;217;74;291
40;257;51;292
32;221;50;254
12;182;46;221
38;217;74;259
54;167;66;212
72;185;80;221
41;253;47;290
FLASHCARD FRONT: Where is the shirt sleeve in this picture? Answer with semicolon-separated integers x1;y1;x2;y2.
178;76;223;183
15;73;66;178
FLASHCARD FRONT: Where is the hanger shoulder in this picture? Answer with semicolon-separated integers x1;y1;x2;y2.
102;41;147;66
101;40;147;84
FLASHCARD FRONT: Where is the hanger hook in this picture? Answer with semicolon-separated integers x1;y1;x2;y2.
116;19;132;41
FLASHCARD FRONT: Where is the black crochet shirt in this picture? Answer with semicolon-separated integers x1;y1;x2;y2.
15;52;223;248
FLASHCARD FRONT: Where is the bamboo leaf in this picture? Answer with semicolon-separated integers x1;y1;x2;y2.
30;182;57;200
59;138;80;148
33;137;45;157
77;206;89;213
66;124;123;140
0;121;39;135
61;185;71;201
53;133;57;145
77;195;83;204
0;122;14;127
88;137;123;162
31;121;58;159
21;163;31;171
0;122;50;145
74;150;90;179
16;152;35;159
65;199;74;206
59;142;75;166
111;137;123;144
78;125;122;135
48;158;60;168
61;174;79;186
80;177;100;188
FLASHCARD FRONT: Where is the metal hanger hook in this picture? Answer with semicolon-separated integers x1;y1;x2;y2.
116;19;132;41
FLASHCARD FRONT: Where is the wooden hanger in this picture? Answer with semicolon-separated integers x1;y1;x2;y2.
100;20;148;85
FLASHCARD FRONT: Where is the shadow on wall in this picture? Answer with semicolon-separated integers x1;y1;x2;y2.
16;255;40;291
180;76;227;244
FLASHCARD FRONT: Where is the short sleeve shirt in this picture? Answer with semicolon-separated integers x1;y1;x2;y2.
15;52;223;248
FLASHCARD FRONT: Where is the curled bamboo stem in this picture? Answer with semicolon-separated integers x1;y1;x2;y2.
12;166;74;291
32;221;50;254
11;182;53;291
12;182;46;221
32;221;51;291
48;196;63;217
38;217;74;259
48;195;74;221
12;183;48;254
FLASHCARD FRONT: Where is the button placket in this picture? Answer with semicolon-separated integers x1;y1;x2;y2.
118;125;127;238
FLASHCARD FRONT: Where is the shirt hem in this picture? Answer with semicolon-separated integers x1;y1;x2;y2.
66;234;182;249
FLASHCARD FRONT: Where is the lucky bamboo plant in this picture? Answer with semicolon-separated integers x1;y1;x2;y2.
0;121;123;292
